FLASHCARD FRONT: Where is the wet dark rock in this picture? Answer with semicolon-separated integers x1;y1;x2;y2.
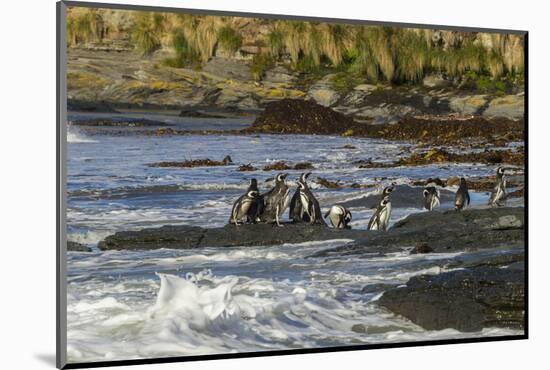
294;162;315;170
149;158;232;168
262;161;314;171
361;283;400;294
67;99;118;113
70;117;170;127
238;163;258;171
67;241;92;252
315;177;341;189
386;148;525;167
312;207;524;258
355;116;524;145
410;243;434;254
98;223;362;251
98;207;524;253
378;266;525;331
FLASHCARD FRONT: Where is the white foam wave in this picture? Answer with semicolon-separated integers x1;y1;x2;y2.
67;271;522;363
67;125;97;143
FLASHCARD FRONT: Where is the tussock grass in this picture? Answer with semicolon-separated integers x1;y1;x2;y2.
131;12;164;55
251;54;275;81
77;9;524;83
217;26;243;53
66;8;104;46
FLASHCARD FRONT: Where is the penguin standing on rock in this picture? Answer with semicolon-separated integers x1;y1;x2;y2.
454;177;470;211
289;173;310;222
245;179;262;222
293;172;324;224
230;189;260;226
259;173;290;226
324;205;352;229
488;167;507;206
423;186;440;211
368;196;391;231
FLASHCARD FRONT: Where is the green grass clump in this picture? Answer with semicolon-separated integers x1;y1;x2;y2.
251;54;275;81
217;26;242;53
131;12;165;55
163;29;201;68
267;28;285;57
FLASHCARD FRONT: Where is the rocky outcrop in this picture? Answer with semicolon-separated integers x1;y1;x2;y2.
306;74;340;107
67;241;92;252
246;101;523;144
311;207;524;258
449;95;488;115
245;99;355;135
67;45;524;122
98;207;524;252
378;264;525;331
483;94;525;120
98;223;365;251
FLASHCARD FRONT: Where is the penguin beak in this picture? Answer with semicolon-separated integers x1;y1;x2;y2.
282;173;288;179
305;172;312;179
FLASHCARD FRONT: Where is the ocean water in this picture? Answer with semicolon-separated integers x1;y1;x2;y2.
66;119;522;363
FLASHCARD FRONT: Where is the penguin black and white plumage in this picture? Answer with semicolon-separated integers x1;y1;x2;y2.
259;173;291;226
381;185;395;199
245;178;262;223
368;196;391;231
289;172;309;222
293;173;325;225
229;189;259;226
324;205;352;229
488;166;507;206
423;186;440;211
454;177;470;211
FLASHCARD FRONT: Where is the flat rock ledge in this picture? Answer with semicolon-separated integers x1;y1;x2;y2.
378;264;525;332
98;207;524;252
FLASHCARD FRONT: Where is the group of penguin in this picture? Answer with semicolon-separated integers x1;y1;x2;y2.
230;166;509;230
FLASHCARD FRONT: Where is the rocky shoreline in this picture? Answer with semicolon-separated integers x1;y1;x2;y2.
98;207;524;253
94;206;525;332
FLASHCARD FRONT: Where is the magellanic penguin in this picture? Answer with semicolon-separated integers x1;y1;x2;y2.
229;189;260;226
289;172;310;222
381;184;395;199
423;186;440;211
259;173;291;226
488;166;507;206
246;178;262;223
454;177;470;211
295;173;325;225
368;196;391;231
324;205;352;229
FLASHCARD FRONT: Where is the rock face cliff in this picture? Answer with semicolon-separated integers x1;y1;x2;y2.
66;8;525;122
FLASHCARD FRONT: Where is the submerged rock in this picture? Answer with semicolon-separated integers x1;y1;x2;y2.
149;157;232;168
378;265;525;331
67;241;92;252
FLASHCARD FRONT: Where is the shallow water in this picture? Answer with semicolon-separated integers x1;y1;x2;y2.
66;117;522;363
